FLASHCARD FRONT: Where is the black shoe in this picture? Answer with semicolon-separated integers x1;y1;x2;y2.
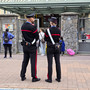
21;77;26;81
55;78;61;82
45;79;52;83
10;56;12;58
32;78;40;82
4;56;7;58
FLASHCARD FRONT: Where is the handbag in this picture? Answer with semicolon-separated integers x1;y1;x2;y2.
40;33;45;43
41;39;45;43
47;29;60;51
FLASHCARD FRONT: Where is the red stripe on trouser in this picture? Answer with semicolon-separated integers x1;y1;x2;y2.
35;50;37;78
47;74;49;79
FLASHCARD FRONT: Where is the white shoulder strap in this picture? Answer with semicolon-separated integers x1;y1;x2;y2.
31;39;36;44
47;28;55;45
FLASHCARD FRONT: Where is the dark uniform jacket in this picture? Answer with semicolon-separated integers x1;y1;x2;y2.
21;22;39;46
45;27;61;47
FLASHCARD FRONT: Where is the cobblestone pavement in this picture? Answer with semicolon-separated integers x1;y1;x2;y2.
0;54;90;90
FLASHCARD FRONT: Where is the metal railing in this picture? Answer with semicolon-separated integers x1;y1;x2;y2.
0;0;90;3
0;0;60;3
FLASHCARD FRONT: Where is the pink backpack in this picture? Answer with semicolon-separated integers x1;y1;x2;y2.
67;49;75;56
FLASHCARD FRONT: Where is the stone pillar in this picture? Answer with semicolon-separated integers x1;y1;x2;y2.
61;12;79;53
0;14;18;54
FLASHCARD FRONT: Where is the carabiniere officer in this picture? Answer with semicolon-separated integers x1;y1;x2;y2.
20;13;40;82
45;17;61;83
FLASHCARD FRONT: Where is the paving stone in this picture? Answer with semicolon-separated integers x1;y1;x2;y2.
0;54;90;90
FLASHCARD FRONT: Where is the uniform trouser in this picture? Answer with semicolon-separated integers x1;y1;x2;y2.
20;45;37;79
3;44;12;57
47;47;61;80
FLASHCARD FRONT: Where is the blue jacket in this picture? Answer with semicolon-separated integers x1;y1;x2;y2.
3;32;14;44
60;40;65;52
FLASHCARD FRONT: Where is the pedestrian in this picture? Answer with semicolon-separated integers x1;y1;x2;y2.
20;13;40;82
44;17;61;83
39;28;45;56
81;27;87;42
59;37;65;56
2;28;14;58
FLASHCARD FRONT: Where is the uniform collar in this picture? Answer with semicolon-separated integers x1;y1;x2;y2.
26;21;35;26
26;21;31;24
